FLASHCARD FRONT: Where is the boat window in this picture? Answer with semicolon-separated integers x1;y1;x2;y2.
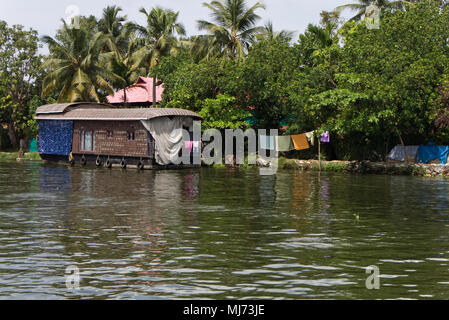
81;130;95;152
107;130;114;138
80;130;84;151
127;131;135;141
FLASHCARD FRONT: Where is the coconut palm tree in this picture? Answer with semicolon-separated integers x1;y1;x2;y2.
128;7;185;107
302;23;336;49
104;45;146;106
98;5;131;56
256;21;296;42
297;23;338;69
188;35;223;61
335;0;409;21
197;0;266;60
41;21;115;102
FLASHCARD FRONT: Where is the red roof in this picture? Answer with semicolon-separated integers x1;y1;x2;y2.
106;77;164;104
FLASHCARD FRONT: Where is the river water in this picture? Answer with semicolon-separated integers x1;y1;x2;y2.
1;160;449;299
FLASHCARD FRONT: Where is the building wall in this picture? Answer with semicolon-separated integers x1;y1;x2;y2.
73;120;151;158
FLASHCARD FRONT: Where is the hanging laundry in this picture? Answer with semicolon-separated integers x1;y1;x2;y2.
260;135;275;150
192;141;200;153
321;131;330;143
276;135;294;152
305;131;315;146
291;134;310;151
184;141;194;152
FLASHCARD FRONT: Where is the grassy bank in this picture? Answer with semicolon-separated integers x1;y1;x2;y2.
0;152;42;161
279;158;443;177
212;157;447;177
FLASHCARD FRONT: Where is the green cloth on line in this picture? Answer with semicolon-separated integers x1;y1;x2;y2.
276;136;294;152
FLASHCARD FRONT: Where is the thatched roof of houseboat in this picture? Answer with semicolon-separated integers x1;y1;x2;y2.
35;103;202;121
36;103;115;115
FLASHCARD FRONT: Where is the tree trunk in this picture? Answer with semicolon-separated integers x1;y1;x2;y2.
123;88;128;107
385;135;390;162
396;128;408;165
318;140;321;172
8;123;18;150
20;137;30;151
153;77;157;108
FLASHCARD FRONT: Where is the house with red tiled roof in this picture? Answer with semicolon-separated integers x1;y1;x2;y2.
106;77;164;107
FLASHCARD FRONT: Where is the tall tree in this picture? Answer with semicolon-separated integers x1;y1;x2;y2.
104;45;146;106
41;21;115;103
189;35;223;61
300;23;336;50
304;2;449;160
129;7;186;107
197;0;266;60
55;15;99;43
0;21;43;149
256;21;295;42
98;5;130;55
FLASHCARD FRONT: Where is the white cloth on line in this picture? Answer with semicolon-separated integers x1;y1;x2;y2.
259;135;275;150
305;131;315;146
193;141;200;153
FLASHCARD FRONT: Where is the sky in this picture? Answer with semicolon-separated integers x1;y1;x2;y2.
0;0;353;41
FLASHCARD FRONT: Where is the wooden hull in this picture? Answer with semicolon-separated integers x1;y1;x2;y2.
39;154;201;170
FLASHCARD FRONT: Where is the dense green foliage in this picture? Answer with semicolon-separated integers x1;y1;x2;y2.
0;21;44;149
306;2;449;160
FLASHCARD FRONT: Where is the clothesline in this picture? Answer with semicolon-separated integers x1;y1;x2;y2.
183;140;201;153
259;131;330;152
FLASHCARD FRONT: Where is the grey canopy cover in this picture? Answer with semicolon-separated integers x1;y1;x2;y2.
141;117;193;165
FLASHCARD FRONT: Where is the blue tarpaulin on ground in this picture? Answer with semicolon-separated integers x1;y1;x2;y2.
416;142;449;164
37;120;73;156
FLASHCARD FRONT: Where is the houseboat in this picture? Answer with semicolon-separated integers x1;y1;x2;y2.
34;102;203;169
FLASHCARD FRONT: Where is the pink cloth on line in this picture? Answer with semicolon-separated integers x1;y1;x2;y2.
185;141;194;152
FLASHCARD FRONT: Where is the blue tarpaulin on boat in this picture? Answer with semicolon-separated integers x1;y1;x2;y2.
416;142;449;164
38;120;73;156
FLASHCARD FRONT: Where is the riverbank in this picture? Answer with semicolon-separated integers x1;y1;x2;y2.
0;152;42;162
1;152;447;177
278;158;447;177
217;157;449;177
